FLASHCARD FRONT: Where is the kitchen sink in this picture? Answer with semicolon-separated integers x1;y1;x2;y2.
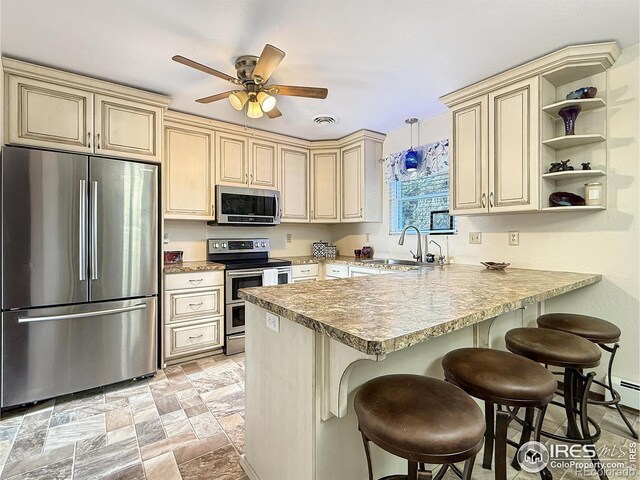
360;258;431;267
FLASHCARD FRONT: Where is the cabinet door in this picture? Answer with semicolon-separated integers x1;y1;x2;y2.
341;142;363;221
450;96;489;214
94;95;161;162
488;77;539;212
249;139;278;189
216;132;248;186
7;75;93;153
164;123;215;219
311;149;340;222
279;145;310;222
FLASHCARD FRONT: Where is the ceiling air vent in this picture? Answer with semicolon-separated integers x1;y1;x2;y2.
312;115;337;126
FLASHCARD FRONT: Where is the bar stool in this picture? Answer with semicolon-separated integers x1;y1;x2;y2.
354;374;485;480
505;327;609;480
442;348;557;480
537;312;638;439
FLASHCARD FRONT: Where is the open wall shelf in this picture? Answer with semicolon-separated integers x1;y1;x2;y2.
542;98;606;119
541;206;606;212
541;170;606;180
542;134;605;150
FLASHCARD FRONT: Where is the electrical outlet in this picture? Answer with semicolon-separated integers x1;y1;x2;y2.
365;232;370;242
163;233;170;245
509;231;519;246
469;232;482;244
286;233;292;243
266;312;280;333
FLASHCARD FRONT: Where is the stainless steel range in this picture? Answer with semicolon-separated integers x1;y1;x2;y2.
207;238;291;355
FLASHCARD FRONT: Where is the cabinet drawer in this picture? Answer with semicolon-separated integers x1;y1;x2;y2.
325;263;348;278
292;277;317;284
349;266;380;277
166;287;222;323
164;271;223;290
165;317;222;358
292;264;319;279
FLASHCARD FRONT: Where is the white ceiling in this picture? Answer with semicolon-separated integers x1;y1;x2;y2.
2;0;638;140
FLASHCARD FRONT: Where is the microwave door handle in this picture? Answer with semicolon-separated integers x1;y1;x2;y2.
274;194;280;219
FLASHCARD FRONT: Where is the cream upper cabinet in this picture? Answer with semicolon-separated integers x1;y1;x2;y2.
4;59;170;161
341;139;383;223
249;139;278;189
450;96;489;215
448;78;539;214
216;132;248;186
7;75;93;153
311;149;340;223
164;122;215;220
488;77;539;213
94;95;162;162
279;145;310;222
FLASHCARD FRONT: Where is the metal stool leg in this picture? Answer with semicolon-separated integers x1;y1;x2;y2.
533;405;553;480
511;406;535;470
563;369;582;439
580;373;609;480
602;344;639;440
461;456;475;480
408;461;418;480
495;409;510;480
360;431;374;480
482;401;495;469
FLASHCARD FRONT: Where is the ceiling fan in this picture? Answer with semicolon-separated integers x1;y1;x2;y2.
172;44;328;119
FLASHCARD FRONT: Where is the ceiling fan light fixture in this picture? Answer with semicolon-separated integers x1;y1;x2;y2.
229;90;249;110
247;99;264;119
257;91;276;112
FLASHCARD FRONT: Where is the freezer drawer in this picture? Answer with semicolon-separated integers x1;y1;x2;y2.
1;297;157;408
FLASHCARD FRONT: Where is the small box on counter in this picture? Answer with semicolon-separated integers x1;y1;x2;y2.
164;250;183;264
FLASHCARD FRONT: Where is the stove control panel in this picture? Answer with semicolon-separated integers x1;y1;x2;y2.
207;238;270;254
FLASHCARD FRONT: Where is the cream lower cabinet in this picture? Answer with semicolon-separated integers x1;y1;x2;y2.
279;145;310;222
341;139;383;222
311;149;340;223
291;264;319;283
324;263;349;280
163;271;224;364
449;76;539;214
164;121;215;220
94;95;162;162
4;60;168;161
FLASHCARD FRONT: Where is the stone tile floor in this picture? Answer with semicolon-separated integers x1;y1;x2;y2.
0;351;636;479
0;353;247;480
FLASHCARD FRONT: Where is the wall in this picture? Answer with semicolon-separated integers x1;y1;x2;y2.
164;220;331;260
331;43;640;384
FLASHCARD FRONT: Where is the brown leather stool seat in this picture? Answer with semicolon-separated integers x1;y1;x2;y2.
442;348;556;407
355;374;484;479
505;327;601;368
443;348;556;480
537;313;621;344
536;313;637;440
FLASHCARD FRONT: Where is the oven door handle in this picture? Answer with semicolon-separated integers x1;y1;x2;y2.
226;270;267;277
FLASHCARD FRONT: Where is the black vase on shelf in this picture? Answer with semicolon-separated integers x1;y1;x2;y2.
558;106;581;135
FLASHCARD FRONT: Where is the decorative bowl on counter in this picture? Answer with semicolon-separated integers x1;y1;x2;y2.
481;262;510;270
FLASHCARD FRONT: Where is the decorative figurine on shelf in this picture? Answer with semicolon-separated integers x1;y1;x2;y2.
549;162;563;173
566;86;598;100
581;162;592;170
560;159;574;171
558;106;581;135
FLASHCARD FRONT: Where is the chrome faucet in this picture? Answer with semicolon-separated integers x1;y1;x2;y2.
398;225;423;262
429;240;446;265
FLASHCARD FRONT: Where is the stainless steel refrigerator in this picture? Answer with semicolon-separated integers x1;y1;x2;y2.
1;146;158;408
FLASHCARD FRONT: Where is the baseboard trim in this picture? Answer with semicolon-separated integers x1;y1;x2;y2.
240;454;262;480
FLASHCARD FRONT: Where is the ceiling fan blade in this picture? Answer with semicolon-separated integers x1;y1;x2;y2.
266;106;282;119
195;91;235;104
252;44;285;84
269;85;328;99
172;55;239;84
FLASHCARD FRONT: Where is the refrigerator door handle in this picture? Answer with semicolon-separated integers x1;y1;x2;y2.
18;303;147;323
79;180;87;281
91;180;98;280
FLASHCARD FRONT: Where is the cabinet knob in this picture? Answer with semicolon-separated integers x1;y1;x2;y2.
87;132;92;149
96;133;101;149
481;193;486;208
489;192;494;208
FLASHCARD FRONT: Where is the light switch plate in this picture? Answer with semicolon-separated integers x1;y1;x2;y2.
469;232;482;244
509;231;519;246
286;233;292;243
266;312;280;333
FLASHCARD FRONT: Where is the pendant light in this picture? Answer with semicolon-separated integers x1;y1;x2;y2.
404;118;419;172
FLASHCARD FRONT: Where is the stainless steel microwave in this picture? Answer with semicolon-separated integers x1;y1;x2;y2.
214;185;281;225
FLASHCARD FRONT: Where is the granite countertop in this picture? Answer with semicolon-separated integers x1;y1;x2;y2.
239;264;601;356
279;256;418;271
163;261;225;273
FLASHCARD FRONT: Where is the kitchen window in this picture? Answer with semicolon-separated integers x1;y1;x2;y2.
386;139;455;235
